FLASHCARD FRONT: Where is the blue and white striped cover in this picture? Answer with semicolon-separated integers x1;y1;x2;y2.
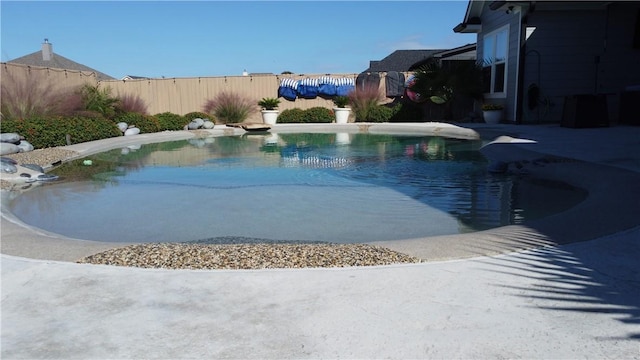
278;78;299;101
298;78;320;99
318;76;337;96
335;77;355;97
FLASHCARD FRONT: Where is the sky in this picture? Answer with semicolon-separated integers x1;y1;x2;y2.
0;1;475;79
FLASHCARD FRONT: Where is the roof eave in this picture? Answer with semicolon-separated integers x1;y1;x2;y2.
453;23;482;33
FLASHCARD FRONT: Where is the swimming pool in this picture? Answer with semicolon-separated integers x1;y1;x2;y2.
8;132;587;244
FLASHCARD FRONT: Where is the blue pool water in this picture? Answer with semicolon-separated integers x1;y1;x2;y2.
9;133;587;244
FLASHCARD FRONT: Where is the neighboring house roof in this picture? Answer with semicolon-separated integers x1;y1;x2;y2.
408;43;477;70
364;50;447;73
7;39;115;81
121;75;150;80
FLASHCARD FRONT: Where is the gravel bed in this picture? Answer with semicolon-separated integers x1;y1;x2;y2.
3;148;79;168
77;243;422;270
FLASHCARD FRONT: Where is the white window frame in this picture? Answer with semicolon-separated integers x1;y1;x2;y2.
482;25;509;98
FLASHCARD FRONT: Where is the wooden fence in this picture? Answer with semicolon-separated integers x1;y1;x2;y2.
1;62;99;91
2;62;405;123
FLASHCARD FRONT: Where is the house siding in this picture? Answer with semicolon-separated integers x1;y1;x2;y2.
476;3;521;122
522;9;607;123
521;2;640;123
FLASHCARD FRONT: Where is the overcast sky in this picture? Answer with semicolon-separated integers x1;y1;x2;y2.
1;1;475;78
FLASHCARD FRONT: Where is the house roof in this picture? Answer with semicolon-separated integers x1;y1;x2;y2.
8;41;115;81
363;49;447;73
453;0;484;33
408;43;477;70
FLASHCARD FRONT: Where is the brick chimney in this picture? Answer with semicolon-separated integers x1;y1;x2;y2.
42;38;53;61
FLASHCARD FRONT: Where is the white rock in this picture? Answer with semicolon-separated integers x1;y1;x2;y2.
202;120;215;129
124;127;140;136
0;142;20;155
192;118;205;127
0;133;21;144
187;121;200;130
117;122;128;132
17;140;34;153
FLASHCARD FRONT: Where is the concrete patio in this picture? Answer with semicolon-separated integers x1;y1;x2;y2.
2;123;639;359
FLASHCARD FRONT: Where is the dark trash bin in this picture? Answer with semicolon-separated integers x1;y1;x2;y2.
561;94;609;128
619;86;640;126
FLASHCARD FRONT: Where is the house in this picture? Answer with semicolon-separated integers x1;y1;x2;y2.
121;75;150;81
454;1;640;125
8;39;115;81
408;43;477;71
364;50;448;73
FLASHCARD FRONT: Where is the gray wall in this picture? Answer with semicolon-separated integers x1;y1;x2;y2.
521;2;640;123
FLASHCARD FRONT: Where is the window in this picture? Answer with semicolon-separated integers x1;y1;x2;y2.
483;26;509;94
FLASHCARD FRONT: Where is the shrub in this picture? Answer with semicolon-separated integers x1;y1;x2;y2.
79;84;120;119
0;71;82;120
183;111;213;122
114;112;160;134
116;93;148;115
348;84;384;122
276;108;306;123
0;114;121;149
366;105;394;123
155;112;187;131
202;91;256;123
303;107;333;123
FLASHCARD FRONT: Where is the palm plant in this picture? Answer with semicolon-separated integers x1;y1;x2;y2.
79;84;119;119
410;60;484;120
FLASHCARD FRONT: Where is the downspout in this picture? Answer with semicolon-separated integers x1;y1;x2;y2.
514;7;525;124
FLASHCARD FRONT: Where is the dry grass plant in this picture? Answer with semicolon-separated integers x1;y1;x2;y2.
348;84;384;122
202;91;256;123
0;71;82;120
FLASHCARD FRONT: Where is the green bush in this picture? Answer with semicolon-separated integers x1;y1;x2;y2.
360;105;392;123
0;115;121;149
155;112;187;131
183;111;213;123
114;112;160;134
278;107;333;123
277;108;306;123
303;107;333;123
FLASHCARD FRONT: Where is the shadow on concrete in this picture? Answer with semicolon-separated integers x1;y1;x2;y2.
474;231;640;340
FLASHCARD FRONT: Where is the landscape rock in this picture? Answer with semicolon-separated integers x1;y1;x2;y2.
17;140;34;153
0;143;20;156
124;128;140;136
202;120;215;129
0;133;22;144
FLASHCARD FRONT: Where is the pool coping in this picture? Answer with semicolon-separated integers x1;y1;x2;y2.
2;122;639;263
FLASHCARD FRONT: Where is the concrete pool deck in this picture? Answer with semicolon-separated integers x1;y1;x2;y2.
2;123;640;358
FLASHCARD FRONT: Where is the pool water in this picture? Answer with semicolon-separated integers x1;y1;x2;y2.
9;133;587;244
